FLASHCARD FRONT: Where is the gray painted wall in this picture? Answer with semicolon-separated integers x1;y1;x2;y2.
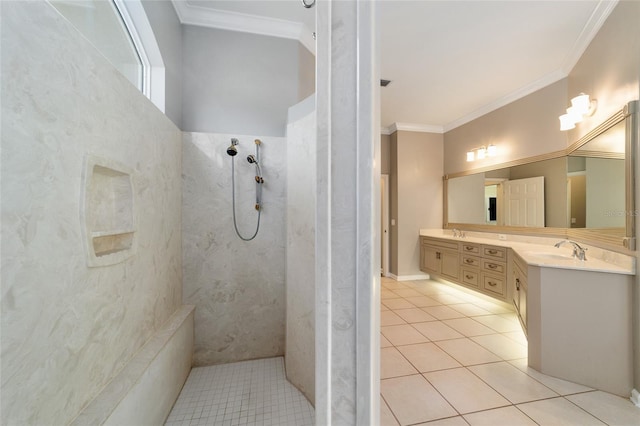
141;0;183;129
389;131;443;277
182;25;315;137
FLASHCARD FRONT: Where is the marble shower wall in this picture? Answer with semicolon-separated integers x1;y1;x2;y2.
285;97;316;404
182;132;286;366
1;2;182;425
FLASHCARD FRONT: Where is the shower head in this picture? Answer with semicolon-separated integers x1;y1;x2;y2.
227;138;239;156
247;155;257;164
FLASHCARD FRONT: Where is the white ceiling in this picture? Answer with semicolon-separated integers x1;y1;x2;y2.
176;0;616;132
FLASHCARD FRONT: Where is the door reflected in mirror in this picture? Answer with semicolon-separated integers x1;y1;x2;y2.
447;119;626;232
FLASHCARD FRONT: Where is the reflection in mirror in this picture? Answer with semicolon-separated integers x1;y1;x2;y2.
568;120;625;232
447;157;566;228
444;100;636;249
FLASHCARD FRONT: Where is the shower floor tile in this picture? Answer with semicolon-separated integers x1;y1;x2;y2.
165;357;314;426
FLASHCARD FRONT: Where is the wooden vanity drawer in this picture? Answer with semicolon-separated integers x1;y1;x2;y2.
461;255;481;268
483;245;506;260
461;268;479;287
482;259;506;275
421;237;459;251
482;274;505;296
461;243;480;255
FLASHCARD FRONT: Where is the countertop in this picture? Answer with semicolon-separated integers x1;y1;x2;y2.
419;229;635;275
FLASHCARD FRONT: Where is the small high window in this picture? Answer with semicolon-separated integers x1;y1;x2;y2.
50;0;143;90
50;0;165;112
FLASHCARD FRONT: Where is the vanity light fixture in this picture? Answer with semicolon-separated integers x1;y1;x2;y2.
466;144;497;162
559;93;597;131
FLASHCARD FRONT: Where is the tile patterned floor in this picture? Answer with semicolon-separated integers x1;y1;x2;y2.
380;277;640;426
166;277;639;426
165;357;314;426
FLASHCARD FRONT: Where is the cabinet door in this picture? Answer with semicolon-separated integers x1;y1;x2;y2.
440;250;460;281
422;246;440;274
513;267;522;310
520;279;528;329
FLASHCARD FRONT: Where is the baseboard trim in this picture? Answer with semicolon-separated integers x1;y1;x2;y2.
631;389;640;407
388;274;430;282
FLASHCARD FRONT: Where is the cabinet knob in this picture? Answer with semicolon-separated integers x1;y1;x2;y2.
516;278;520;291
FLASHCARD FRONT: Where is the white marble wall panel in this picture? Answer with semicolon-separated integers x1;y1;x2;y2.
315;1;379;424
182;132;286;366
1;2;183;425
285;97;316;404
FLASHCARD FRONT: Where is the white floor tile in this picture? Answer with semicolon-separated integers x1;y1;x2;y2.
472;314;523;333
396;343;461;373
463;406;537;426
165;357;314;426
381;310;407;326
383;298;417;310
404;296;443;307
442;318;497;337
381;324;430;346
394;307;438;323
422;305;467;320
471;334;528;360
468;362;558;404
381;375;457;425
412;321;465;341
392;288;424;298
508;358;593;396
424;368;510;414
517;397;605;425
448;303;493;317
381;347;418;379
566;391;640;426
381;396;400;426
434;338;501;366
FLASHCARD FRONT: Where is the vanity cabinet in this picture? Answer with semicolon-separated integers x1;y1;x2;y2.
421;238;460;282
512;254;528;334
420;238;508;301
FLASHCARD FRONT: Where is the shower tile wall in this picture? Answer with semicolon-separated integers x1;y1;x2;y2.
1;2;182;424
285;98;316;404
182;132;287;366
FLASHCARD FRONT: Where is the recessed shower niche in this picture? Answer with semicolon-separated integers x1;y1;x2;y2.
82;156;136;267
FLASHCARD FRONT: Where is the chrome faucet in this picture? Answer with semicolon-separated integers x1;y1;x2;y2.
452;229;459;238
554;240;588;261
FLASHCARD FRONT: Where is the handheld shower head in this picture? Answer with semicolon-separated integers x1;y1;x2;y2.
247;155;257;164
227;138;239;156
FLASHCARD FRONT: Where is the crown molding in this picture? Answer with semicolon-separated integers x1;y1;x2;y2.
560;0;618;74
390;122;444;134
443;69;567;133
171;1;315;54
443;0;615;133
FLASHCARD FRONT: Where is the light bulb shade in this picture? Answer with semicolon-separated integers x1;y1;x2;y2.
559;113;576;131
571;93;590;115
487;144;497;157
477;147;486;159
466;151;474;162
566;106;583;123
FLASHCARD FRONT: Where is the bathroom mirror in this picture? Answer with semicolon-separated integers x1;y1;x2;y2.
444;100;637;249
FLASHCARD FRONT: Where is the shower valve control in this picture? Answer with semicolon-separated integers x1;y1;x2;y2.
255;176;264;184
